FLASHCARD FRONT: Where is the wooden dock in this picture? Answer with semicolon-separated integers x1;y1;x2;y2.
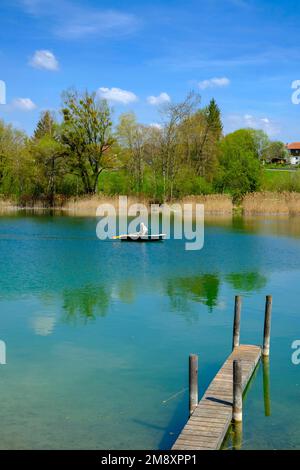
172;344;261;450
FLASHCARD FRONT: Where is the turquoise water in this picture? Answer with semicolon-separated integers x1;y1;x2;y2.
0;213;300;449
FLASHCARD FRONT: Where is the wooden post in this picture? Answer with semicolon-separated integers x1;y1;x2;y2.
263;295;272;356
262;356;271;417
233;360;242;422
189;354;198;417
232;421;243;450
232;295;242;351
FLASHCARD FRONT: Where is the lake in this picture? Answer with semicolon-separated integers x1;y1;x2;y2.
0;213;300;449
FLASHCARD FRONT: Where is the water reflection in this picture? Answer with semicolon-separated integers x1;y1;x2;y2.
56;269;269;326
222;359;262;451
62;285;110;324
166;274;220;313
209;214;300;239
226;272;267;292
262;356;271;417
112;280;136;304
31;314;56;336
232;421;243;450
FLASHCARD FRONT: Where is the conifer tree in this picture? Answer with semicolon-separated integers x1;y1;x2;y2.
34;111;56;140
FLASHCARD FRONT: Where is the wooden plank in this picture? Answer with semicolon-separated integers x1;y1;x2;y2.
173;444;214;450
184;422;228;430
171;344;261;451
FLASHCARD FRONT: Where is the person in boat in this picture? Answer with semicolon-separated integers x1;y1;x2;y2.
139;222;148;236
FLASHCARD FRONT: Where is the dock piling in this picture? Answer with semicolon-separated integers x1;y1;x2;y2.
232;295;242;350
172;294;271;450
172;345;261;450
233;360;243;422
263;295;272;356
232;421;243;450
262;356;271;416
189;354;198;417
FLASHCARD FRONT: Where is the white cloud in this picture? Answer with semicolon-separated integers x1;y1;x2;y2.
57;11;138;39
198;77;230;90
149;123;163;130
225;113;280;137
29;50;59;71
12;98;37;111
31;314;56;336
21;0;139;40
98;87;138;104
244;114;275;133
147;92;171;106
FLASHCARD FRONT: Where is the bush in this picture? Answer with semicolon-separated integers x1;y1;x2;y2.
98;170;132;195
215;129;262;200
172;167;213;198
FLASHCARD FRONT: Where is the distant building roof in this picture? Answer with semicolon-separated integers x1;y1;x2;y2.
287;142;300;150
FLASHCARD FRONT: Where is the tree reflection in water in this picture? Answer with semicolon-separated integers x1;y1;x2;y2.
61;271;268;324
62;284;110;324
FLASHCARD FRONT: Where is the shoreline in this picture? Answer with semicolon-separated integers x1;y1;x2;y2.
2;191;300;216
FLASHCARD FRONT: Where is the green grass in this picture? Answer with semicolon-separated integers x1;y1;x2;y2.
262;169;300;192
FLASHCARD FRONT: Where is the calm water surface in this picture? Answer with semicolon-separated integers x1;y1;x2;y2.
0;213;300;449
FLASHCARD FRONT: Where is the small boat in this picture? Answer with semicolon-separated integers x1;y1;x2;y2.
116;233;166;242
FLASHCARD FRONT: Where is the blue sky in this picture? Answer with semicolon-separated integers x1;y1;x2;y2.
1;0;300;141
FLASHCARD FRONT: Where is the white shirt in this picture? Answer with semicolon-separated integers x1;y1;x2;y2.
140;223;148;236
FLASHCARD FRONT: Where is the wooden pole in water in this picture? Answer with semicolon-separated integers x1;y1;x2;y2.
189;354;198;417
262;356;271;417
232;295;242;351
232;421;243;450
263;295;272;356
233;360;243;422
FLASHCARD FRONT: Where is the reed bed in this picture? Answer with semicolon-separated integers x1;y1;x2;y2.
180;195;233;214
242;192;300;215
60;194;234;216
3;193;300;217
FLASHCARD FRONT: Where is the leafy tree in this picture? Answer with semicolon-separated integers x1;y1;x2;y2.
143;125;165;201
160;91;200;199
31;111;68;205
0;121;14;187
249;129;270;160
263;140;288;163
1;90;279;204
61;90;115;194
215;129;262;199
117;113;148;193
180;98;222;181
0;120;34;199
30;136;66;205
